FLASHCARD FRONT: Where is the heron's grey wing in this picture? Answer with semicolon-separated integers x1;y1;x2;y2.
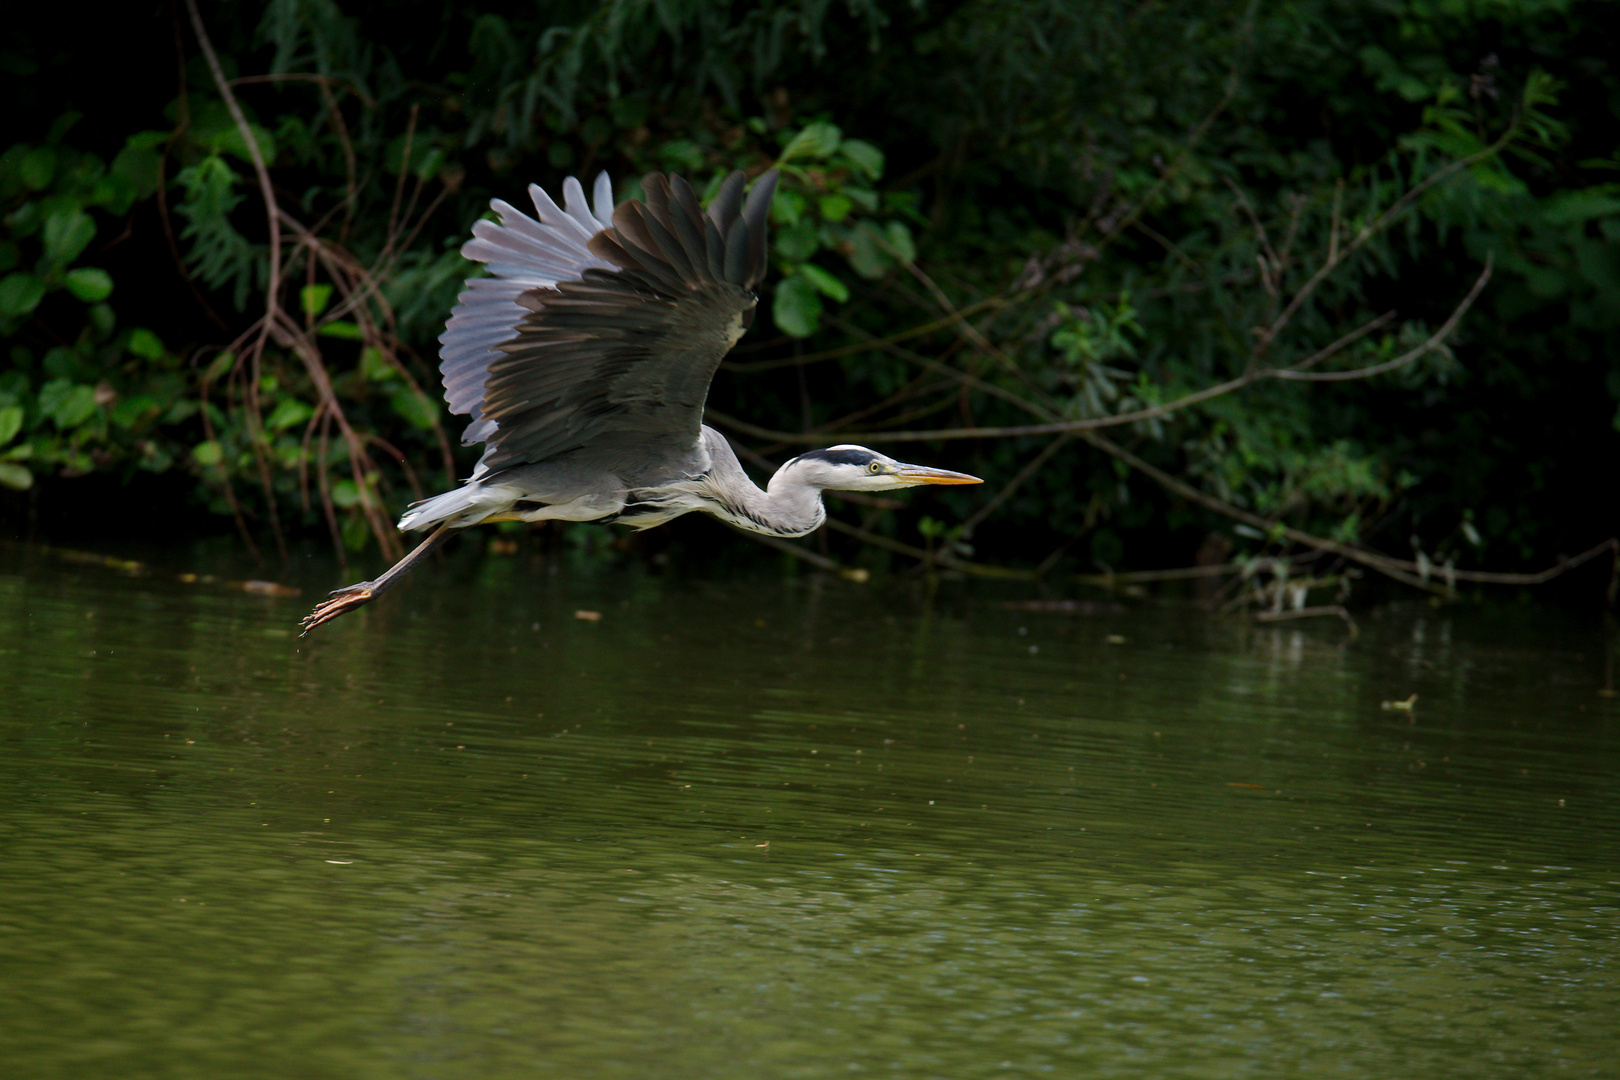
438;170;779;472
438;173;618;447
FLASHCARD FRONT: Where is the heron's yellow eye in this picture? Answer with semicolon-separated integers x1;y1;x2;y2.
869;461;883;474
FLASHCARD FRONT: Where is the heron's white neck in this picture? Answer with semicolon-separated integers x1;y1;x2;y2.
696;428;827;537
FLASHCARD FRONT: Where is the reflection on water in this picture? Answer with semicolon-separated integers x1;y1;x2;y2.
1;545;1616;1078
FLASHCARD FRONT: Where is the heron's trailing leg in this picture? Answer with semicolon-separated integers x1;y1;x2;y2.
299;524;456;636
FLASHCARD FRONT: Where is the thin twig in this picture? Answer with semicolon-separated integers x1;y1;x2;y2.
742;530;856;577
1255;117;1520;357
1273;258;1489;382
1083;428;1615;590
821;518;1035;580
961;433;1072;535
1256;605;1358;634
707;261;1482;445
1087;0;1257;260
186;0;281;369
226;72;376;108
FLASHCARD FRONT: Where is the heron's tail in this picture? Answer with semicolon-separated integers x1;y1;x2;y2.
398;481;516;532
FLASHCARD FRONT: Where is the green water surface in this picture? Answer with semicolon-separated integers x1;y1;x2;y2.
1;545;1616;1078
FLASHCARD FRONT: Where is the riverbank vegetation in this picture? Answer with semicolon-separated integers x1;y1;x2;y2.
3;0;1615;609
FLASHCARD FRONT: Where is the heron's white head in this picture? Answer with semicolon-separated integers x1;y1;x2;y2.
779;445;982;493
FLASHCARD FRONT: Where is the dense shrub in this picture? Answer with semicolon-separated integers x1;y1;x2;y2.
2;0;1615;593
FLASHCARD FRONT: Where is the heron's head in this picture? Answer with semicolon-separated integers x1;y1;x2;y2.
784;445;982;492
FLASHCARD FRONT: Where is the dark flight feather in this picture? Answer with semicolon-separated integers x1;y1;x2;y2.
435;169;778;473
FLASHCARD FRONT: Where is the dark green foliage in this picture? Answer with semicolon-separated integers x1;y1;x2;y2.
1;0;1614;589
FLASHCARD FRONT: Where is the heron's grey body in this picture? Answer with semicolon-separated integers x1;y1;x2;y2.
300;168;979;634
398;424;830;538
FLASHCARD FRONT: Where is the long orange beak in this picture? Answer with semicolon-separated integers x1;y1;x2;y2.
896;464;983;486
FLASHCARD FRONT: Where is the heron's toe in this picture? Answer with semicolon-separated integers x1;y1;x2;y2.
298;583;376;636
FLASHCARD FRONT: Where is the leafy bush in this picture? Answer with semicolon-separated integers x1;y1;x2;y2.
1;0;1614;597
0;117;176;492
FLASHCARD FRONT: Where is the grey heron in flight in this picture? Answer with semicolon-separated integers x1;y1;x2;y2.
300;169;981;634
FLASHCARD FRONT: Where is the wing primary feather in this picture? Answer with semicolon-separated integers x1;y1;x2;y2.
704;218;726;278
707;172;744;233
560;176;600;235
591;171;614;229
668;177;710;277
741;170;779;288
723;218;749;284
606;203;687;292
527;182;596;244
588;232;640;275
670;175;703;223
638;202;699;282
641;174;670;225
613;200;657;254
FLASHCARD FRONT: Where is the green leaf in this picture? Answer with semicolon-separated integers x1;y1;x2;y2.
883;222;917;263
0;272;46;322
42;208;95;267
64;267;113;302
266;397;314;433
192;440;223;467
317;320;363;340
331;478;360;508
109;394;159;429
774;219;819;263
203;350;236;382
162;399;198;424
838;139;884;180
88;303;115;339
1542;188;1620;227
104;132;166;210
360;346;399;382
46;111;82;145
1358;45;1430;102
301;283;334;318
127;327;166;361
799;262;850;303
817;193;853;222
0;462;33;491
384;132;446;180
773;273;823;338
0;404;22;445
657;139;704;172
41;346;76;381
213;121;276;166
390;388;439;430
779;122;843;165
341;512;372;552
846;222;892;279
411;147;445;182
20;146;56;190
0;368;27;404
771;189;806;226
39;379;98;428
609;96;648;129
844;187;878;213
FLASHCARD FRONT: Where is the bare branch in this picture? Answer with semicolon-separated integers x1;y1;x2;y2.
1273;256;1491;382
1256;606;1358;633
1254;118;1520;357
961;433;1073;534
1082;428;1616;591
